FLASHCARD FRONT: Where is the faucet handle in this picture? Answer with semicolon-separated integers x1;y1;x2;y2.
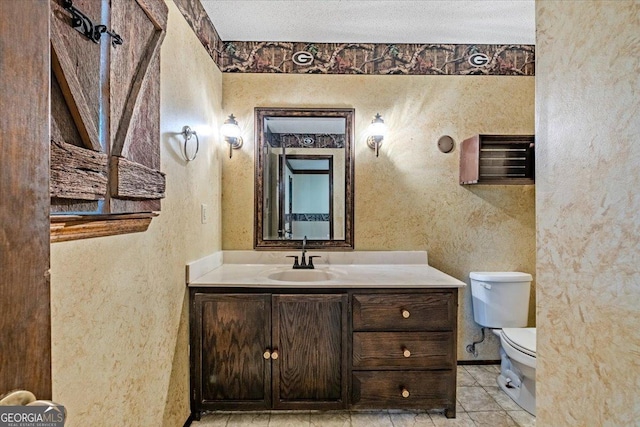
307;255;321;268
285;255;299;267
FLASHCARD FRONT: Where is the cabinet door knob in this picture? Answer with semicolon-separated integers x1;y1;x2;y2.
402;347;411;358
263;350;271;360
401;387;410;398
271;350;279;360
401;309;411;319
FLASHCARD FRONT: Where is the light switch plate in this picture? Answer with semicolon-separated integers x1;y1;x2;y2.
201;204;209;224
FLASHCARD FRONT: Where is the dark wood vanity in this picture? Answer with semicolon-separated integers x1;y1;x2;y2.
189;287;458;419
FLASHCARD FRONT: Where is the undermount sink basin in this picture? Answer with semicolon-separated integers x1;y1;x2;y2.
268;269;336;282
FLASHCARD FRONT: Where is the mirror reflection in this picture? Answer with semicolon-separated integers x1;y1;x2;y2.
255;108;354;249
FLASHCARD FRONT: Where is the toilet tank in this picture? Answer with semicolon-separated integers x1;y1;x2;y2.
470;272;532;328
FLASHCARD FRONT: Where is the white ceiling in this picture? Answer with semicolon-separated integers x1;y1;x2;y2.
201;0;535;45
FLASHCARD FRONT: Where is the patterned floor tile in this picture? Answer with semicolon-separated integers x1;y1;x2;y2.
467;411;518;426
464;365;500;387
191;413;229;426
226;412;270;427
483;385;523;411
267;412;310;427
349;411;392;427
309;411;350;427
456;367;478;387
430;412;476;426
508;410;536;427
457;386;502;412
388;410;435;426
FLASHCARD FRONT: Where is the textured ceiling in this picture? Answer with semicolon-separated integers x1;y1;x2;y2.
201;0;535;44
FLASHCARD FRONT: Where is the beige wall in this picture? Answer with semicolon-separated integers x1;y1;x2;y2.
49;3;223;426
221;73;536;360
536;1;640;425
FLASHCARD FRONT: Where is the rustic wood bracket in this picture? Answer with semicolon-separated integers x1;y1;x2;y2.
51;213;158;243
62;0;123;47
110;156;166;200
50;139;108;200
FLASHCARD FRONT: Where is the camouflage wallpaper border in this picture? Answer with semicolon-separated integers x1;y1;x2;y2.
222;42;535;76
174;1;535;76
173;0;224;66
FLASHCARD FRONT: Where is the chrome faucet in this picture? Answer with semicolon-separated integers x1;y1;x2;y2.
287;235;319;269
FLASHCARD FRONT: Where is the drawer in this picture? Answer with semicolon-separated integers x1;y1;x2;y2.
352;292;455;331
351;370;454;409
353;332;453;369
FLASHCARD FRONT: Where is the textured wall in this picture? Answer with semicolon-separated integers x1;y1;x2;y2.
536;1;640;425
49;3;223;426
221;73;536;360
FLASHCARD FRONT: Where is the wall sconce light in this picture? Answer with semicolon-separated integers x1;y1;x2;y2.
366;113;387;157
181;125;199;161
220;114;243;158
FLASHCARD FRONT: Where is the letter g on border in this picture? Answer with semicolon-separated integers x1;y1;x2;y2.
292;51;314;66
468;53;490;67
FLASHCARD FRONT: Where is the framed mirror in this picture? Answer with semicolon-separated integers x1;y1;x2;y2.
254;108;354;250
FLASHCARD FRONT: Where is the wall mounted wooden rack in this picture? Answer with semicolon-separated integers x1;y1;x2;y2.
460;134;535;185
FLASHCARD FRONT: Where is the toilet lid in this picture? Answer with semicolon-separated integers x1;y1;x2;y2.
470;272;533;282
501;328;536;357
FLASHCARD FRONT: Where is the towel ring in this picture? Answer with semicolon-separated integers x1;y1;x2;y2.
181;126;199;161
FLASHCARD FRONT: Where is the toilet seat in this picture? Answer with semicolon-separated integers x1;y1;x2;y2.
501;328;536;358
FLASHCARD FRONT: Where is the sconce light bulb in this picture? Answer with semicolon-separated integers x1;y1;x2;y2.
368;122;387;137
366;113;386;157
367;113;387;137
221;114;242;138
221;114;243;158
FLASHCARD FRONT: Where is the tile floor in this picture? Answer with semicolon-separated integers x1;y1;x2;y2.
191;365;535;427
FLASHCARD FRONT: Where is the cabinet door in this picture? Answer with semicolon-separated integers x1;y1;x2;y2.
272;294;348;410
192;293;271;410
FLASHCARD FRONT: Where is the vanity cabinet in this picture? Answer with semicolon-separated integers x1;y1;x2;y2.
272;294;348;409
190;287;457;419
350;290;457;418
190;291;348;416
191;294;271;410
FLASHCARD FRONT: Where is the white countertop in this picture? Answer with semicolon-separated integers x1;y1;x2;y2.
187;251;466;289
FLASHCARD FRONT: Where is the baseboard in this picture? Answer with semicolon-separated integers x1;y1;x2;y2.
182;414;195;427
457;359;501;365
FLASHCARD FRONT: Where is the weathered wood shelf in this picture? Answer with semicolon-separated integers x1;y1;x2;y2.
50;212;157;243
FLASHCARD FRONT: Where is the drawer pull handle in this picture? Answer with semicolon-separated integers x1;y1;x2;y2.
401;309;411;319
402;347;411;358
271;350;279;360
401;387;410;398
263;350;271;360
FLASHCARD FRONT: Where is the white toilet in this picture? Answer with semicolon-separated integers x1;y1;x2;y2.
469;272;536;416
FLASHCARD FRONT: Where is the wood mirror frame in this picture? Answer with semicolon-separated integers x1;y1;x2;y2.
254;107;355;250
